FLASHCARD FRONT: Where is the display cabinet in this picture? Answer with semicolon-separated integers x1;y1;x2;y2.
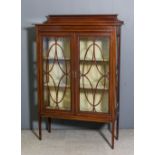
35;15;123;149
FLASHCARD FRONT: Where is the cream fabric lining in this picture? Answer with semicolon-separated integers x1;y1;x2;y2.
43;38;71;110
79;39;109;113
43;38;109;113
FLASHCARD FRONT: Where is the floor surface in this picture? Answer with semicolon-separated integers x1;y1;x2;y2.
21;129;133;155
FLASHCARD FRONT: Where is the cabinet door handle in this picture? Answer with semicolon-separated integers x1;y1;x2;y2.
72;71;74;78
75;72;77;78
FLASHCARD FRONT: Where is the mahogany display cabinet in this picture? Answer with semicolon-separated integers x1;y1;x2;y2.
35;15;123;149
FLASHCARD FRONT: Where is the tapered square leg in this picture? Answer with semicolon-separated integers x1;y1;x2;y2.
112;121;115;149
48;117;51;133
116;115;119;140
38;116;42;140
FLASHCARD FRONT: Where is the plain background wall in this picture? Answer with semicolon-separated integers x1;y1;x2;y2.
21;0;134;129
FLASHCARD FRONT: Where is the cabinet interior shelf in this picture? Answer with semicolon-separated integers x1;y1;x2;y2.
43;57;109;63
44;84;108;91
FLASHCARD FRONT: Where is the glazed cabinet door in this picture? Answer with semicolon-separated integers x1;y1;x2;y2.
75;33;115;116
39;33;74;114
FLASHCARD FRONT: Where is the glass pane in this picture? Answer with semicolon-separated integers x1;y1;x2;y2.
42;37;71;110
79;37;110;113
